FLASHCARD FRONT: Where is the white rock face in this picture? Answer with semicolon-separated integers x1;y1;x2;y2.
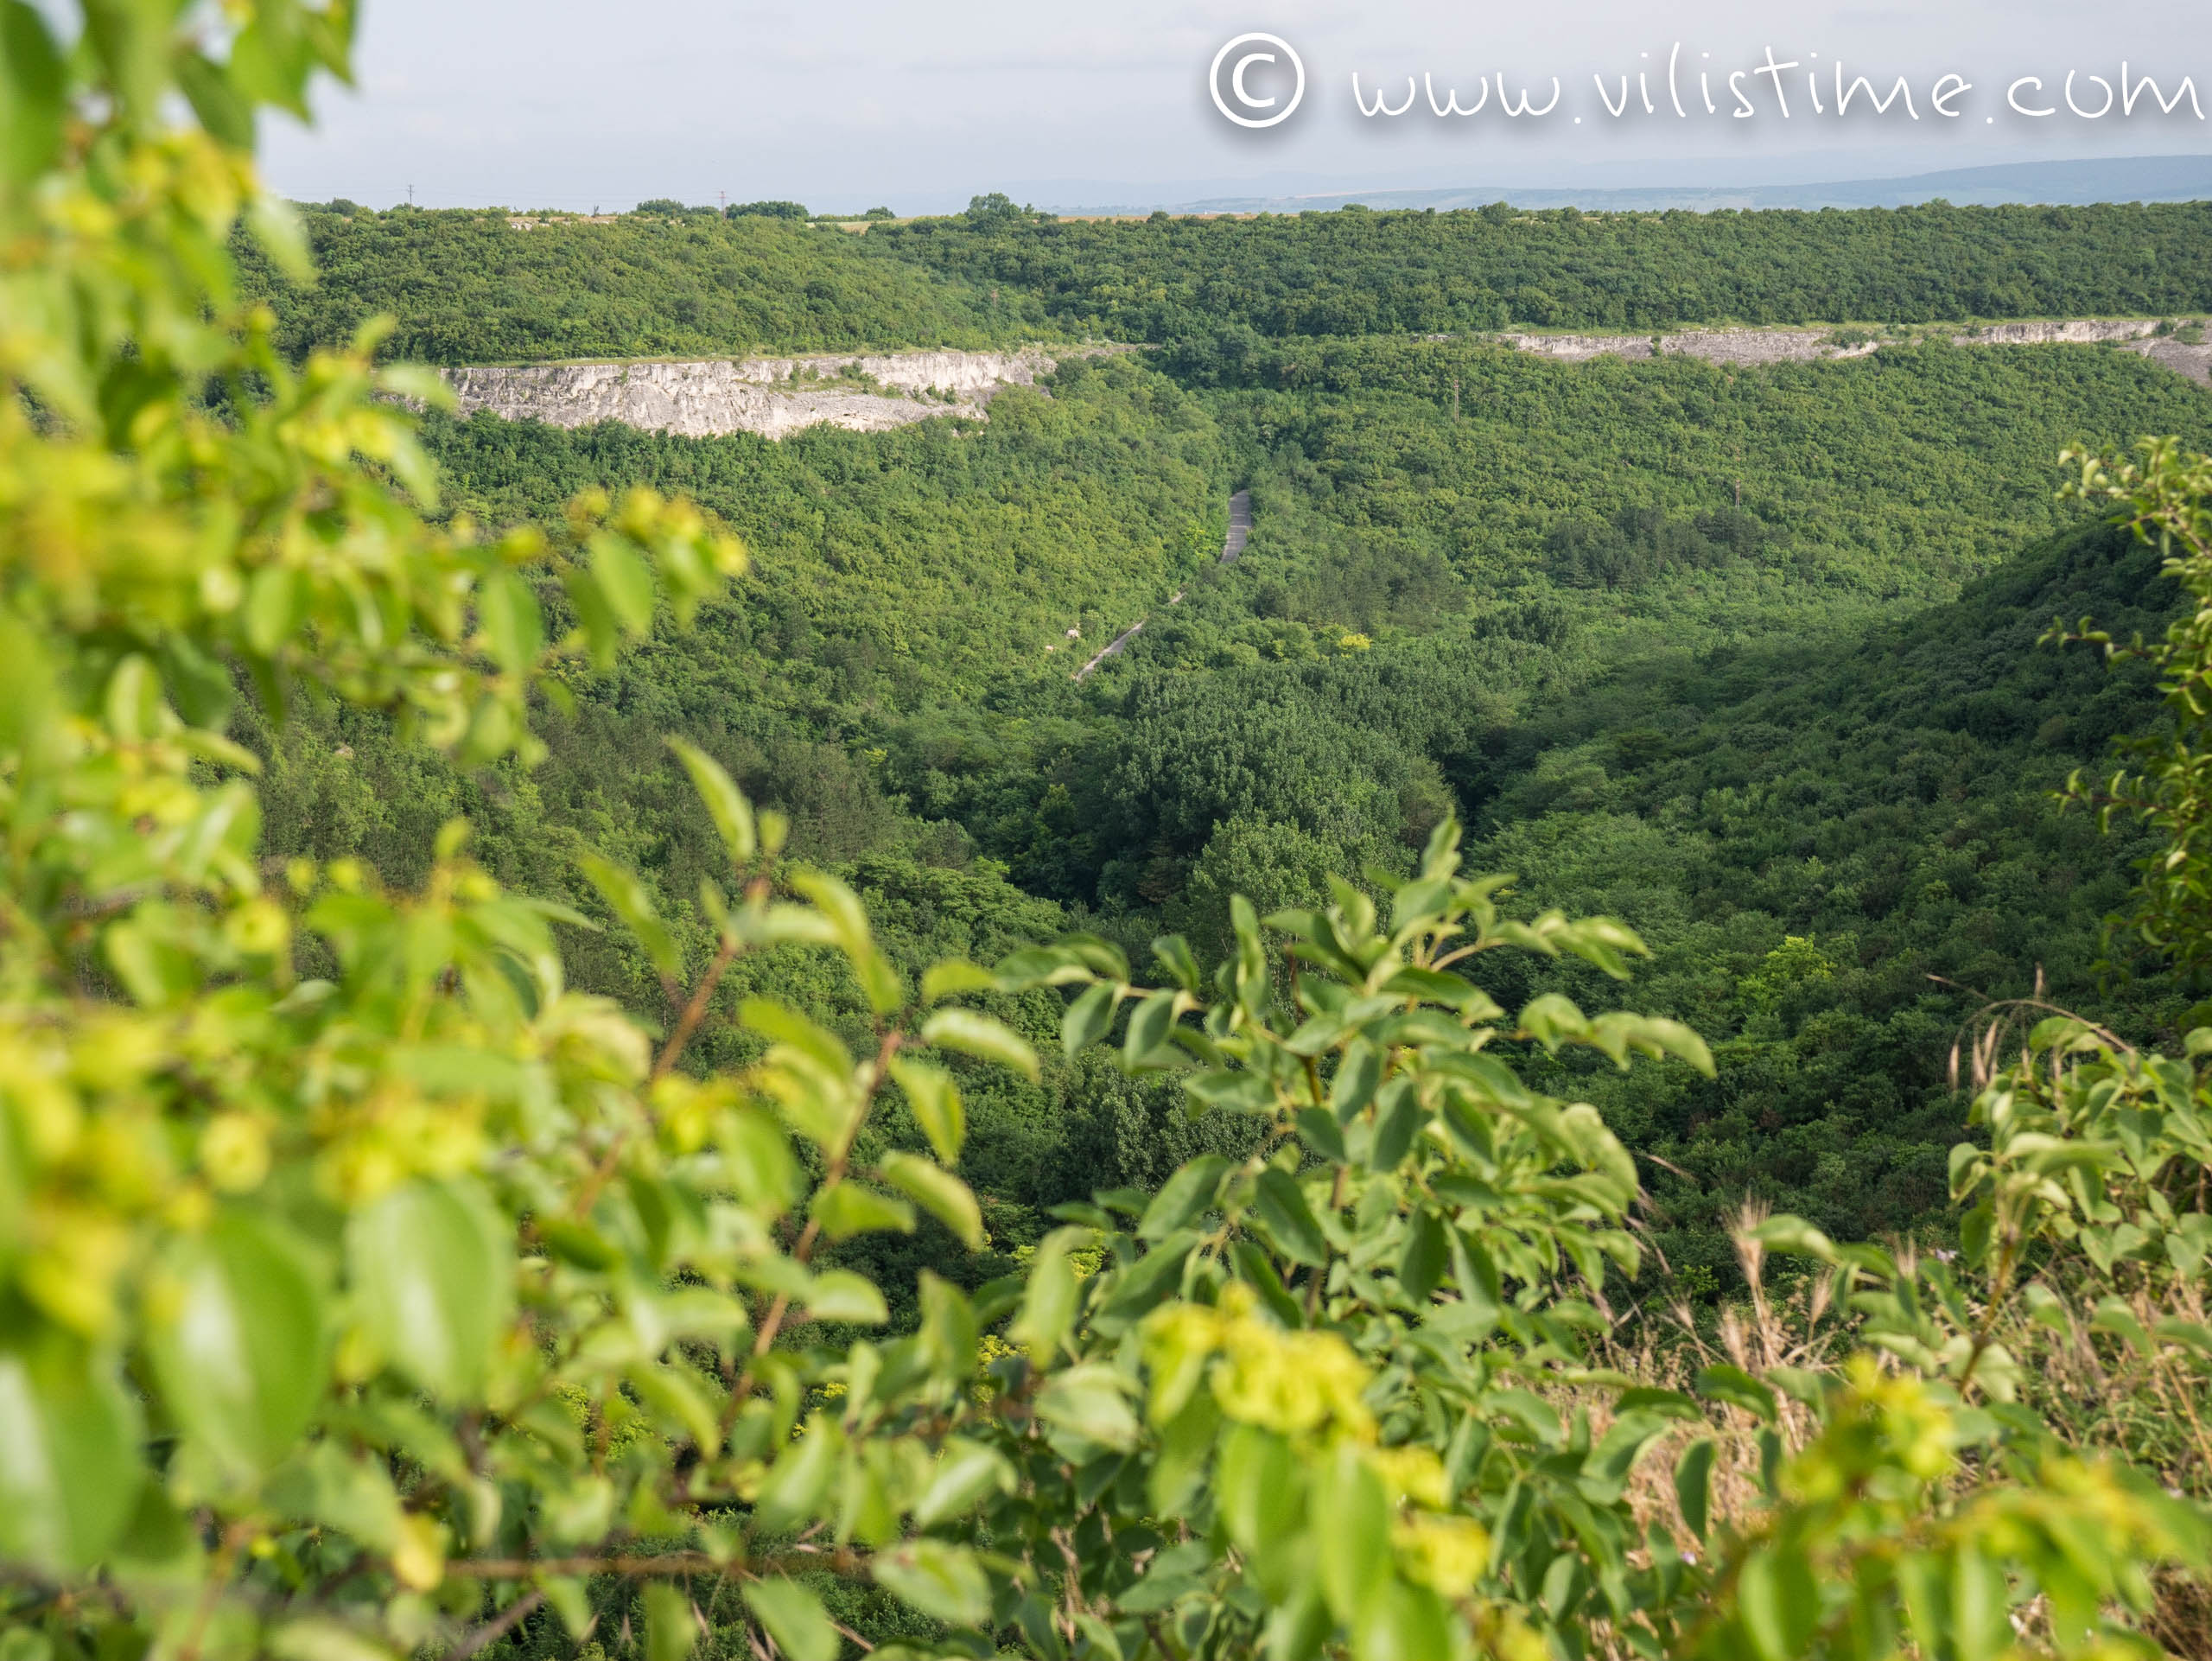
1496;318;2209;379
443;347;1077;439
1957;319;2161;345
438;322;2211;442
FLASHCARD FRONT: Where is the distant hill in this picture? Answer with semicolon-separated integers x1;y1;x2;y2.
1160;154;2212;215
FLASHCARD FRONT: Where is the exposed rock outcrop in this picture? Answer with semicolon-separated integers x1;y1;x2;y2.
439;321;2209;444
443;347;1078;439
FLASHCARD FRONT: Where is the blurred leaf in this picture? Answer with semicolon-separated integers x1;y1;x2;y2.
874;1539;993;1626
810;1183;915;1240
1251;1168;1328;1268
1400;1209;1447;1303
346;1179;513;1403
888;1056;964;1163
1011;1226;1087;1360
576;851;682;980
479;570;543;674
1675;1438;1713;1542
1694;1365;1777;1423
1062;979;1119;1058
1035;1363;1140;1451
920;958;996;1003
643;1582;696;1661
0;1333;143;1571
149;1212;327;1479
800;1270;887;1326
880;1151;984;1249
1139;1155;1229;1241
0;2;64;182
920;1007;1039;1080
666;738;756;865
741;1578;836;1661
912;1440;1014;1529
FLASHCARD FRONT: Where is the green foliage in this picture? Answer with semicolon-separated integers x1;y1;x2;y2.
238;205;1042;363
866;200;2212;340
240;194;2212;371
10;10;2212;1661
2056;438;2212;989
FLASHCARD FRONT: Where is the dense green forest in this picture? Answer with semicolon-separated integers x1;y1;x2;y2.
866;198;2212;340
250;329;2212;1289
238;205;1048;362
245;195;2212;363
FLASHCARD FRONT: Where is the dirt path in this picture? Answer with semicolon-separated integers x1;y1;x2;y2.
1075;488;1250;681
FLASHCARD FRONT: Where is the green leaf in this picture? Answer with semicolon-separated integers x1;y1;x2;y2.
575;851;682;980
753;1417;842;1531
479;570;543;674
665;738;756;864
346;1178;514;1403
643;1582;696;1661
1062;979;1119;1058
1139;1155;1229;1241
1736;1548;1816;1661
920;1007;1039;1080
920;958;996;1003
1231;1241;1304;1328
1152;933;1203;994
1011;1226;1088;1360
799;1270;887;1326
1675;1438;1713;1542
874;1539;994;1627
589;533;657;636
1370;1078;1423;1170
1694;1364;1777;1423
1746;1212;1837;1263
149;1212;327;1478
1399;1209;1447;1303
1035;1363;1141;1451
0;2;66;183
563;566;621;669
1294;1105;1346;1163
266;1620;396;1661
915;1271;977;1380
245;563;304;657
810;1182;915;1241
888;1056;965;1163
1123;988;1180;1067
912;1439;1015;1529
1329;1038;1383;1123
1313;1443;1389;1624
1252;1168;1329;1267
0;1333;143;1570
880;1150;984;1250
741;1578;836;1661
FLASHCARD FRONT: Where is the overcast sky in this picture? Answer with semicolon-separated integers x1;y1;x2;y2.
259;0;2212;213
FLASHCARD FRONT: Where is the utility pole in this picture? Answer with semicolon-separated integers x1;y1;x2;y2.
407;182;414;206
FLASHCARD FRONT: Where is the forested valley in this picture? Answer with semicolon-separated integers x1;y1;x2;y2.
21;20;2212;1657
245;260;2212;1292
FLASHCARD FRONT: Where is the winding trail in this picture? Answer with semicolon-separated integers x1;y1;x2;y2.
1075;488;1250;681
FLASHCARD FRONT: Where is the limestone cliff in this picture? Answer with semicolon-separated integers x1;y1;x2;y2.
442;347;1075;440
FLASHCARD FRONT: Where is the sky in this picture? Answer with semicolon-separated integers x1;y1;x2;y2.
259;0;2212;213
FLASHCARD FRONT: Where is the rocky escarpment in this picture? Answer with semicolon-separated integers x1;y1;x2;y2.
1498;317;2212;382
443;348;1084;439
441;321;2212;443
